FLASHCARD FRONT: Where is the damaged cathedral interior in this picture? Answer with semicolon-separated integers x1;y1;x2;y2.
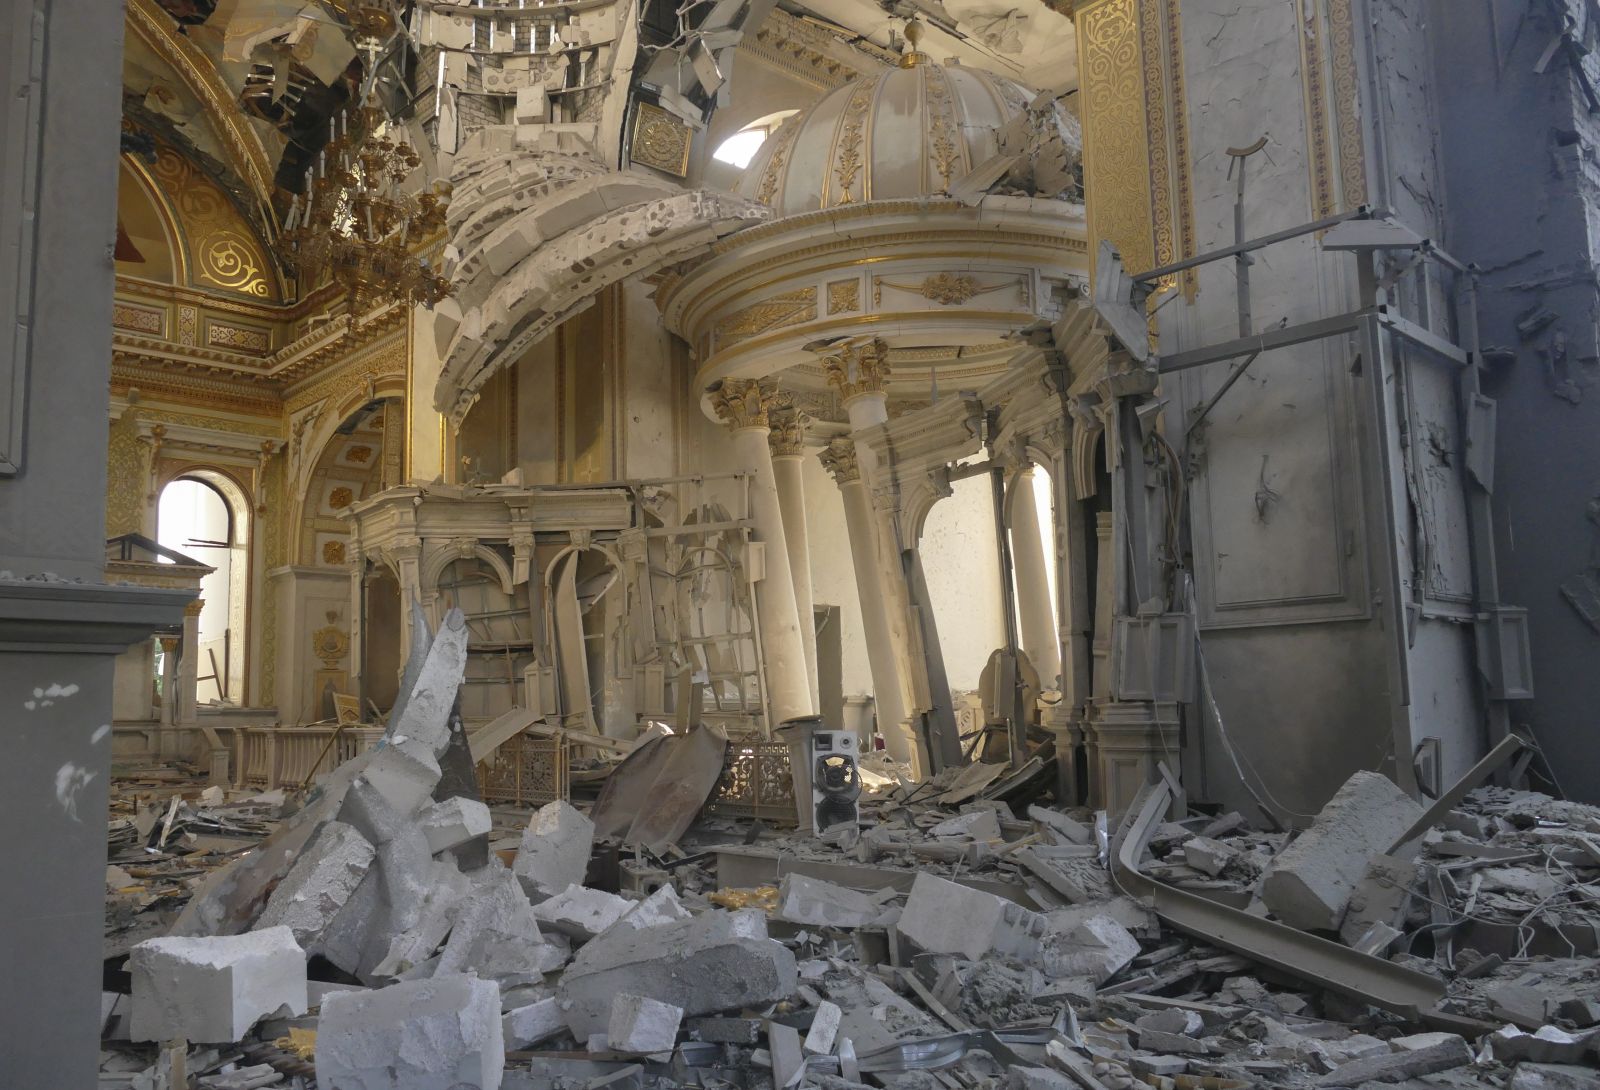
8;0;1600;1085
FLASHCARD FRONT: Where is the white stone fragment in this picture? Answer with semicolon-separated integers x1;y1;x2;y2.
418;796;492;855
360;738;442;816
513;801;595;900
1040;914;1140;984
897;873;1046;962
776;874;880;929
607;993;684;1054
611;885;693;933
503;996;565;1050
255;821;374;945
316;974;504;1090
131;926;308;1043
1260;771;1424;931
804;1000;842;1055
1182;836;1237;877
533;884;632;940
928;809;1001;840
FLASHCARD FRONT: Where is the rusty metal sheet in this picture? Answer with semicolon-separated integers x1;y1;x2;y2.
589;726;728;851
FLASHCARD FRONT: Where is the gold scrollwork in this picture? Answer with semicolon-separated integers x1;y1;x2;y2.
631;102;692;178
827;279;860;314
713;287;818;348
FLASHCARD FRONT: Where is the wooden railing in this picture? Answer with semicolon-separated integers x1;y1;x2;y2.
234;725;385;789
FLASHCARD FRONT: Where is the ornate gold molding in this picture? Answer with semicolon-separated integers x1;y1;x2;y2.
713;288;818;349
821;337;890;402
709;379;778;431
1327;0;1367;207
631;102;692;177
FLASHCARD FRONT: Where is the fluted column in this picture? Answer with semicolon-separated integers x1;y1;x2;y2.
821;338;922;769
179;598;204;731
711;380;816;727
1010;467;1062;687
768;395;819;710
821;439;910;763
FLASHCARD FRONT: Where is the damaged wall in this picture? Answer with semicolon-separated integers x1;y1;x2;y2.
1430;0;1600;803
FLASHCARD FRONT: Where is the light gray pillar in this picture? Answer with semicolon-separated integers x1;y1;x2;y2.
768;399;819;709
1010;467;1062;687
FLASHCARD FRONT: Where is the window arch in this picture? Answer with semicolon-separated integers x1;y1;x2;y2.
157;474;250;704
712;110;800;169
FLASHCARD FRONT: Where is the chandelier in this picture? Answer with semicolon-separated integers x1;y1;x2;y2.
276;8;452;313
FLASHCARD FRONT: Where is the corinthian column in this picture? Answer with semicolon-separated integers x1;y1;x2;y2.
768;394;819;709
710;379;816;727
821;339;923;769
821;439;910;762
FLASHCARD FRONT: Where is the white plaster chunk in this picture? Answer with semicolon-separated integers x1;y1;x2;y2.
532;884;632;940
557;908;796;1037
513;801;594;900
368;856;472;980
1040;914;1140;984
316;973;504;1090
255;821;375;945
1260;771;1424;931
437;864;567;987
131;926;308;1044
418;796;492;855
928;809;1001;840
607;993;683;1054
804;1000;842;1055
360;738;442;817
897;873;1046;962
502;997;565;1050
775;873;881;929
1183;836;1238;878
610;884;692;933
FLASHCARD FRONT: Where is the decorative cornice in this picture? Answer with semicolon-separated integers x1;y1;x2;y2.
820;337;891;403
709;379;778;431
739;9;892;91
818;438;861;485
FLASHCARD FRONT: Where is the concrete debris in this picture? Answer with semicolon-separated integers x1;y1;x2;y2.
130;927;308;1044
100;645;1600;1090
514;801;594;900
607;992;684;1054
1260;771;1425;931
317;973;504;1090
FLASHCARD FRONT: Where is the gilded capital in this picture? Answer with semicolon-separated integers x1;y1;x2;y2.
767;393;811;458
709;378;778;431
821;337;891;403
819;438;861;485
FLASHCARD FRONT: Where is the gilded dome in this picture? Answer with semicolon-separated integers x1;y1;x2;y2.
734;50;1036;217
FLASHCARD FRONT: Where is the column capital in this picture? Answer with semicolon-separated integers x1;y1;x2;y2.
818;438;861;485
183;598;206;618
709;378;777;431
820;337;890;403
767;393;811;458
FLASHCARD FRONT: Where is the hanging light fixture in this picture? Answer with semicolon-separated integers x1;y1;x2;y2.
275;5;452;313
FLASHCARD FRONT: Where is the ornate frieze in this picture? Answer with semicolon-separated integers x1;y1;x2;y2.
713;288;817;349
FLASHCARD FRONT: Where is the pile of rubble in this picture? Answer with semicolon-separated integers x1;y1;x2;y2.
98;619;1600;1090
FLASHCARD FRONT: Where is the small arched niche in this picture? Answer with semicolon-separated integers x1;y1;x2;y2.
157;472;250;704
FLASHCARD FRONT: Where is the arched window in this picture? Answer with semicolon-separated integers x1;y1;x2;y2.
712;110;800;169
158;476;246;704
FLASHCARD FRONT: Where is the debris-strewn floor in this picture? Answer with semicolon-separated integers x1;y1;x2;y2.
101;750;1600;1090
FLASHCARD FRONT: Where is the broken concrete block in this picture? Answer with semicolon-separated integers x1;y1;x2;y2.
255;821;374;945
418;797;492;855
611;884;692;932
1029;806;1094;844
804;1000;842;1055
360;737;442;817
514;801;594;900
318;974;504;1090
1134;1028;1211;1055
1313;1034;1472;1086
928;809;1000;840
131;926;308;1043
1260;772;1423;931
1183;836;1238;877
1337;854;1419;947
558;908;797;1037
368;854;472;980
608;993;683;1054
897;873;1046;962
1008;1068;1075;1090
1040;914;1140;984
768;1021;804;1088
1135;1009;1204;1036
1509;1063;1600;1090
776;873;880;929
437;865;564;986
386;608;469;757
533;884;632;940
689;1016;764;1044
502;996;565;1050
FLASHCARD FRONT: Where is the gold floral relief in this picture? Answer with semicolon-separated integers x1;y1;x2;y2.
1076;0;1156;276
1327;0;1367;208
344;445;374;463
713;288;817;348
322;540;347;564
328;486;354;509
923;65;962;190
827;279;860;314
146;143;276;300
831;77;876;206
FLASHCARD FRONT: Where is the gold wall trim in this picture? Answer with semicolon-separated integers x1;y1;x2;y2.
1327;0;1368;208
127;0;276;213
1076;0;1157;276
1298;0;1337;219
